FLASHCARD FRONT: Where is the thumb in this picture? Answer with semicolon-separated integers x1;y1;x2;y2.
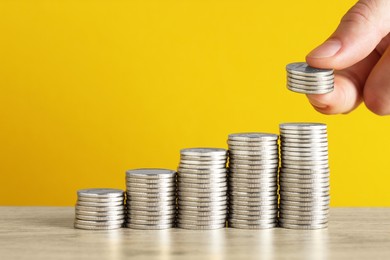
306;0;390;70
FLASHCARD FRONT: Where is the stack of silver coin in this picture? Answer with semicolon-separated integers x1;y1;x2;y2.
279;123;330;229
227;133;279;229
286;62;334;94
177;148;228;230
125;169;177;230
74;188;125;230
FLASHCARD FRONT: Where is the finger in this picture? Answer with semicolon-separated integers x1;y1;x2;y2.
306;50;380;114
364;47;390;115
306;0;390;70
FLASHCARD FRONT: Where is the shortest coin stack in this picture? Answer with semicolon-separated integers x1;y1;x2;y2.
286;62;334;94
126;168;177;230
75;188;125;230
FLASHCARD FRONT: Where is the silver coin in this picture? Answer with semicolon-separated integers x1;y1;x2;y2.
229;158;279;165
126;183;176;190
125;223;175;230
229;190;277;197
178;177;226;184
280;128;327;134
287;80;334;89
178;185;227;193
229;208;278;216
229;195;278;203
126;168;176;178
75;205;125;212
178;191;227;198
280;167;330;174
77;197;125;203
126;212;175;220
228;213;276;221
279;212;329;221
179;194;227;202
228;150;278;156
127;209;177;216
76;201;124;207
178;168;228;174
280;122;327;130
229;164;278;170
229;155;279;161
287;76;333;85
229;204;278;211
177;223;226;230
279;181;329;189
127;200;175;207
287;81;333;89
280;177;329;184
288;73;334;81
229;198;278;205
178;209;227;217
127;186;176;193
126;195;176;202
279;222;328;230
228;186;278;193
229;222;277;229
128;204;177;211
178;200;227;207
126;191;176;198
227;140;278;147
281;146;328;153
281;155;328;162
180;148;227;157
281;196;330;204
280;205;329;213
77;188;124;198
177;219;226;226
279;208;329;216
177;181;227;189
280;135;328;142
76;214;125;221
281;160;328;167
127;218;174;225
180;154;227;161
75;219;124;226
178;204;227;211
280;186;330;194
177;214;226;221
278;217;328;225
229;218;276;225
179;159;227;166
75;209;125;216
229;176;277;183
286;62;333;76
178;163;226;170
229;145;279;152
74;223;123;230
228;133;278;142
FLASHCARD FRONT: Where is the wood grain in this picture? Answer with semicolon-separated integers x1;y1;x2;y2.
0;207;389;259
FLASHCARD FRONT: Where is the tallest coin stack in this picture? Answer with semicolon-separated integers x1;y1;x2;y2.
278;123;330;229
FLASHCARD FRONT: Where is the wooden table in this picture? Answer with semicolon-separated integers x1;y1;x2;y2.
1;207;389;259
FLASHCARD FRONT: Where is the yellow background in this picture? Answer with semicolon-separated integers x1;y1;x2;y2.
1;0;389;206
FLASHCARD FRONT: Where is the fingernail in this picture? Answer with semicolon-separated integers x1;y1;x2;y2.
308;39;342;58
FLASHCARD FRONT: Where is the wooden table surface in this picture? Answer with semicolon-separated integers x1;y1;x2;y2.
0;207;389;259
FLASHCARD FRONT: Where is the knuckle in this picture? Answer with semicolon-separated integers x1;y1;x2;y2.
341;0;376;25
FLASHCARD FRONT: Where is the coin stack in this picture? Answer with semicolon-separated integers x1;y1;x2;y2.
286;62;334;94
279;123;330;229
125;169;177;230
227;133;279;229
177;148;228;230
74;188;125;230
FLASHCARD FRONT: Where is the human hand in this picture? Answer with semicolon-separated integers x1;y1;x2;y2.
306;0;390;115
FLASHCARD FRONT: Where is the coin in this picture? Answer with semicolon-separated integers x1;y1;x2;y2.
74;188;126;230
